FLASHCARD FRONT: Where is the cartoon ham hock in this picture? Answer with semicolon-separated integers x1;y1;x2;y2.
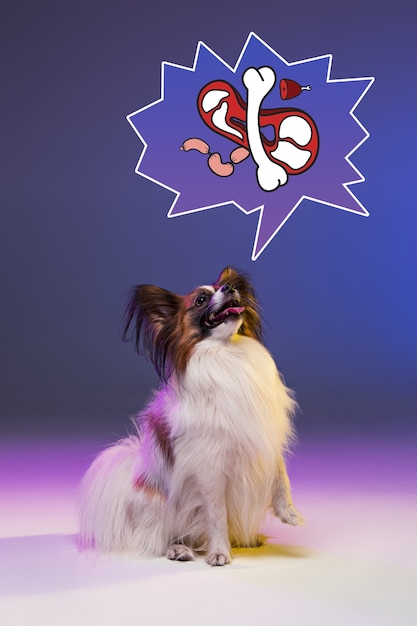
280;78;311;100
181;67;319;191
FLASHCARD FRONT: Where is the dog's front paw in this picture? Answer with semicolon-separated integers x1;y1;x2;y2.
206;551;232;567
275;504;305;526
166;544;195;562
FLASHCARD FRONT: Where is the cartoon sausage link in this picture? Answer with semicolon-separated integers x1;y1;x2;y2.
180;138;210;154
208;153;234;177
230;147;250;164
181;138;249;177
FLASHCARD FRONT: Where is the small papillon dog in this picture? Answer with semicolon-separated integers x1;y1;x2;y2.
79;267;303;566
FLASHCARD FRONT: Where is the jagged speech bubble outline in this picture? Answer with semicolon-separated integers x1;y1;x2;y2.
127;33;374;260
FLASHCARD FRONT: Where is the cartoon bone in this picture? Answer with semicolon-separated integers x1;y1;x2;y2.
242;67;288;192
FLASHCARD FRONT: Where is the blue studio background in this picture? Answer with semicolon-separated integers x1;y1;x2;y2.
1;0;416;438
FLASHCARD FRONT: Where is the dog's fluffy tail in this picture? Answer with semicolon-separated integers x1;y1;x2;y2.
78;436;142;553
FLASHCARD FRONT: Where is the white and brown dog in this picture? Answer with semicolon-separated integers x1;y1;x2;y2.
79;267;303;566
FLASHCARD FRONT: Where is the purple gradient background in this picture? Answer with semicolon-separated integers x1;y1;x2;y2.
1;5;416;620
1;0;416;443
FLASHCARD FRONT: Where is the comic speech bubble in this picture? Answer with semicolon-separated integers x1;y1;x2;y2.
127;33;374;260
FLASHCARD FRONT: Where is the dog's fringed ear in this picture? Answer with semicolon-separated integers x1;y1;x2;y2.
215;266;263;342
122;285;183;380
215;266;236;288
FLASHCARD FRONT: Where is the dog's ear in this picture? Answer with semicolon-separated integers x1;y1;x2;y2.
215;267;263;342
123;285;183;379
124;285;182;332
215;266;237;288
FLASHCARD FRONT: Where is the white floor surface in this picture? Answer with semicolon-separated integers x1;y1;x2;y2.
1;436;416;626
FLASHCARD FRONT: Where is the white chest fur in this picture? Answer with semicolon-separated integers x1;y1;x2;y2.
171;334;294;463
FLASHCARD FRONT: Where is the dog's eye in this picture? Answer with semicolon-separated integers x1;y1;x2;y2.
195;294;207;307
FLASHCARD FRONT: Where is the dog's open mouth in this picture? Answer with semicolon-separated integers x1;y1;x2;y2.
203;304;245;329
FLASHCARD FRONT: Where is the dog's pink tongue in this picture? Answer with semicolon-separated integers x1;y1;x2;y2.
214;306;245;322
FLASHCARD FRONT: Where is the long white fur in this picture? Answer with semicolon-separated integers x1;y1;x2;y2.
79;295;303;566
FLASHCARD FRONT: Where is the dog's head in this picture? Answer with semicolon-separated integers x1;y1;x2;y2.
123;267;262;381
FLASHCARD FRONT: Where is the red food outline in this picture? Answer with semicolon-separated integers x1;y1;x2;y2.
197;79;319;176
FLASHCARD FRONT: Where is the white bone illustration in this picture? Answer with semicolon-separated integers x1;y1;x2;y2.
242;67;288;192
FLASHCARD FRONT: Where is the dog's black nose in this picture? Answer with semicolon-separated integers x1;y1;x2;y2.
221;283;235;293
